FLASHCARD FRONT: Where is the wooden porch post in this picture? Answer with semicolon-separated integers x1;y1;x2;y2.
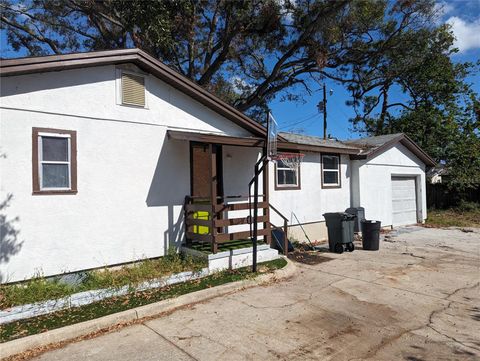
263;160;271;245
209;144;218;253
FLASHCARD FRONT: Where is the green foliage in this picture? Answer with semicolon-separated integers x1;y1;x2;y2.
0;258;287;343
1;0;445;120
347;18;480;189
0;253;206;309
457;200;480;213
0;271;76;309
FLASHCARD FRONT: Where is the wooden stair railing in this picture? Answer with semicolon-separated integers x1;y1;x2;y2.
269;204;290;255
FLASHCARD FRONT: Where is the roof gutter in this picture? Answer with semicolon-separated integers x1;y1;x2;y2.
277;141;360;155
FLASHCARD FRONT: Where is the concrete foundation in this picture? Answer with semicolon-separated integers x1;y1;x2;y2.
182;244;279;272
287;221;328;243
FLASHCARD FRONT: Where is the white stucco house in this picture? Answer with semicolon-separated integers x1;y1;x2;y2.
0;49;435;282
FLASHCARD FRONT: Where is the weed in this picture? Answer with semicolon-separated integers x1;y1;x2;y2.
0;252;206;310
425;207;480;228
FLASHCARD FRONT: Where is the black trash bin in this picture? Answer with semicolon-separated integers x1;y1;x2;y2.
345;207;365;233
361;220;381;250
323;212;356;254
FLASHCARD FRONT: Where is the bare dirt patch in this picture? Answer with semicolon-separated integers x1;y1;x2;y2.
287;251;333;265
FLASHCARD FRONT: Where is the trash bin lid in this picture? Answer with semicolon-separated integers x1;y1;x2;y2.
361;219;381;225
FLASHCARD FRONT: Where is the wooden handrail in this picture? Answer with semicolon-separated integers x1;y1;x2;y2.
269;204;289;255
269;204;288;222
186;194;266;201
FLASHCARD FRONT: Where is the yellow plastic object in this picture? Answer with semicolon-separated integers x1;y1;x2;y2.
193;210;210;234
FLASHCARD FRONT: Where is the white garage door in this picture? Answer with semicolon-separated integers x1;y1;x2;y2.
391;177;418;226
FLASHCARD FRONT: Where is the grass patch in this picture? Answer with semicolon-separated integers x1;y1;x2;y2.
0;251;207;310
426;206;480;228
0;258;287;343
189;239;266;253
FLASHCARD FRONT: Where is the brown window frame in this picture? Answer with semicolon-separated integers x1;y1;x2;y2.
274;159;301;191
32;127;77;195
321;153;341;189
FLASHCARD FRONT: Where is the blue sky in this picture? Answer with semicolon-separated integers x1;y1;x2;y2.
270;0;480;140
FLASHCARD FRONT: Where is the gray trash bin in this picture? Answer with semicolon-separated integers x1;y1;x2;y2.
323;212;356;254
345;207;365;233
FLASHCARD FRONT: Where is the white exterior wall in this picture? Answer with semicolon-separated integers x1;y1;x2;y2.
352;143;427;227
269;153;351;241
0;65;258;282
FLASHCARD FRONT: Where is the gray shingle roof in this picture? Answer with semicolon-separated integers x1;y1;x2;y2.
278;132;359;150
345;133;404;155
278;131;435;166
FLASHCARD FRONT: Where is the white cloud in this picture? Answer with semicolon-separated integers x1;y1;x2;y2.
230;76;254;94
446;16;480;52
433;1;454;18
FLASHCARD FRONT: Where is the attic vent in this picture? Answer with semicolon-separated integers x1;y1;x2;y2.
121;72;145;107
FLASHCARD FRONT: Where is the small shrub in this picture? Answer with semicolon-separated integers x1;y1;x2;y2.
456;200;480;212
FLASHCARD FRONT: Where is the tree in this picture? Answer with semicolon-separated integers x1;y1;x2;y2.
347;21;479;189
1;0;442;121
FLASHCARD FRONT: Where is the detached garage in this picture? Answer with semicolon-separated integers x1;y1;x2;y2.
349;134;436;228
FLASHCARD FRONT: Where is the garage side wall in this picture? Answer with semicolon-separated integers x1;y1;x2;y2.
356;143;427;227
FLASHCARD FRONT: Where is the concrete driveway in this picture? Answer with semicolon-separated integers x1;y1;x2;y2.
31;227;479;361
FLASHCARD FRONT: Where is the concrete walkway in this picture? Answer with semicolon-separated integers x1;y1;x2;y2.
30;227;480;361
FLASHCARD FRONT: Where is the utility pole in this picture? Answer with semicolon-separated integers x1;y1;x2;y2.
317;84;332;140
323;83;327;140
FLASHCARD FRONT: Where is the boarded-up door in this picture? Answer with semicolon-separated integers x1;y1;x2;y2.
190;143;223;234
391;176;417;226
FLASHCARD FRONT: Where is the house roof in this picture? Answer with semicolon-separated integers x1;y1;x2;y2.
0;48;267;137
347;133;436;166
278;132;360;153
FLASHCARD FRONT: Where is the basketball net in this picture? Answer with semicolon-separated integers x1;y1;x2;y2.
272;152;305;170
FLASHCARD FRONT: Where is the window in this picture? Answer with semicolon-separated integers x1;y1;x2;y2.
121;72;145;107
275;159;300;190
322;154;340;188
33;128;77;195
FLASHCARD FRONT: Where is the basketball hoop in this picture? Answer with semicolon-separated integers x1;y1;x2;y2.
272;152;305;170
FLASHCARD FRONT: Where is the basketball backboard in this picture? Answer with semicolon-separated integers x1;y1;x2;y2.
266;112;278;160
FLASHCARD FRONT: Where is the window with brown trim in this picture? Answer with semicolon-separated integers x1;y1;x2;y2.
32;128;77;195
321;154;341;188
274;160;301;190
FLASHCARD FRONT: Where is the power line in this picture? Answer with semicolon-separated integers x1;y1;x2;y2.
276;111;318;128
279;113;321;130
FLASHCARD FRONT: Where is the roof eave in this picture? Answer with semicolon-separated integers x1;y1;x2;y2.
349;134;436;166
277;141;360;155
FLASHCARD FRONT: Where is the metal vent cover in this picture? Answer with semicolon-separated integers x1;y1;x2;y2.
121;72;145;107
